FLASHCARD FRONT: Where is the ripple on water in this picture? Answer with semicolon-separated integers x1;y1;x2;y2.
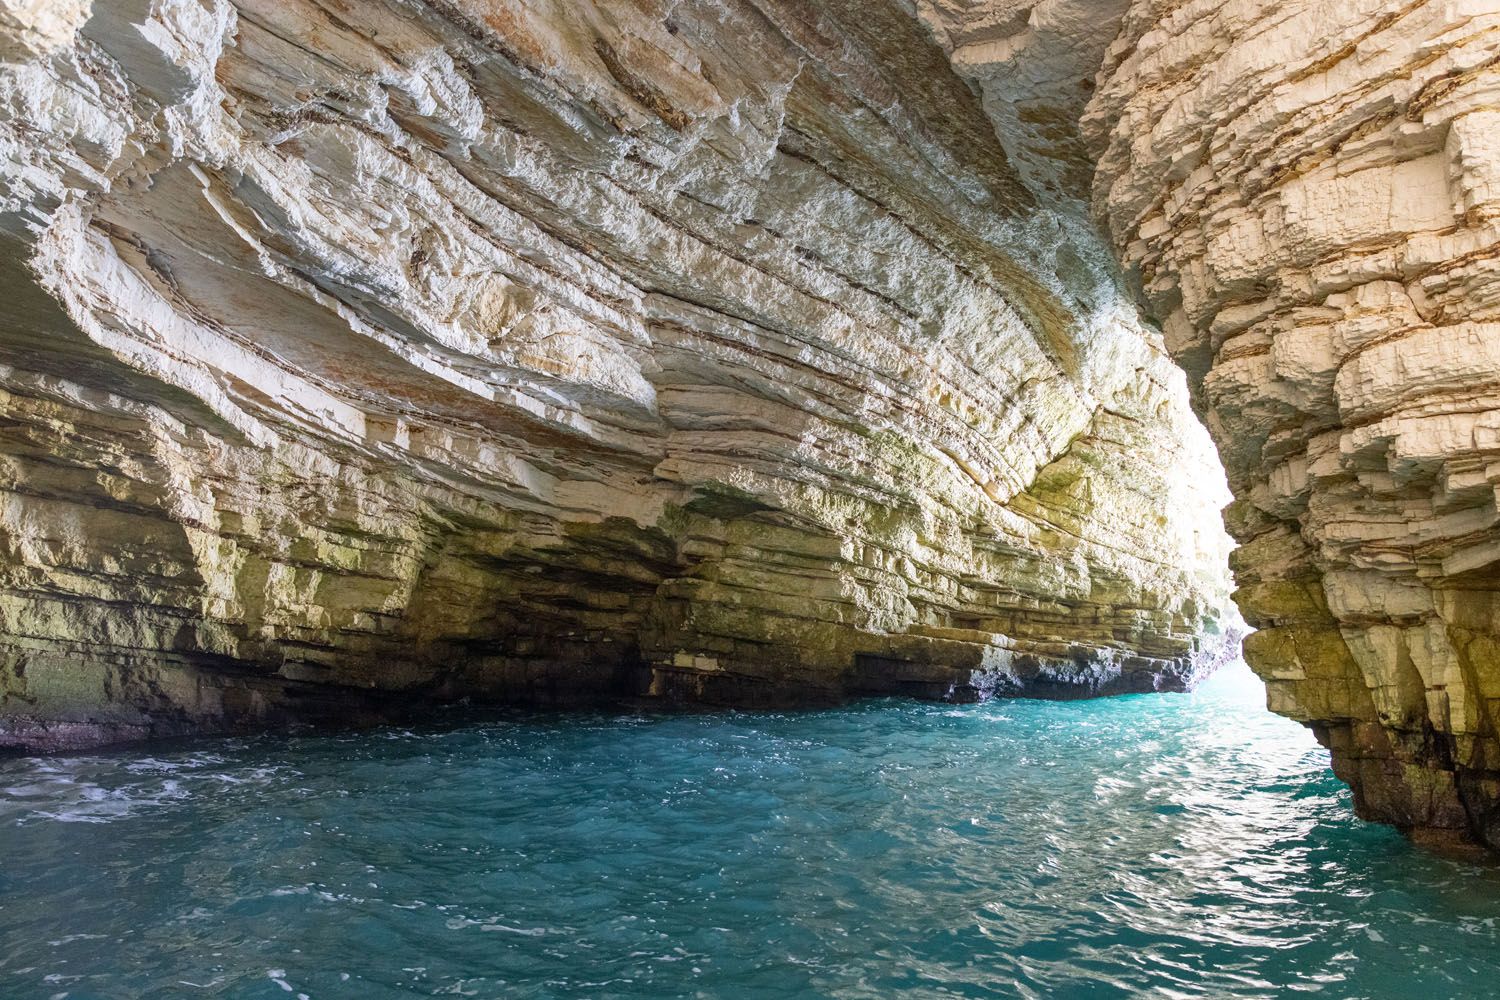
2;662;1500;999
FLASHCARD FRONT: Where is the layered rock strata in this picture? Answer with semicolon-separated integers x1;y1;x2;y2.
1083;0;1500;847
0;0;1236;749
8;0;1496;858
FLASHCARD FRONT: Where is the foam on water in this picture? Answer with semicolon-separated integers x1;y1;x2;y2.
3;661;1499;999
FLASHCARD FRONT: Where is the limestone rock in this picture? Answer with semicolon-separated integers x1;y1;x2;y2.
0;0;1236;749
1085;0;1500;848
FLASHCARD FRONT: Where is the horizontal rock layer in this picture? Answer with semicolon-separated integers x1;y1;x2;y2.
0;0;1236;748
1085;0;1500;848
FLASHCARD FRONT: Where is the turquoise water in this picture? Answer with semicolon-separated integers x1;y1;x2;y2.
3;664;1500;999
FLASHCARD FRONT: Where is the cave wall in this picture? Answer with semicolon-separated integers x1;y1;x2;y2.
0;0;1239;748
5;0;1498;854
1079;0;1500;847
6;0;1498;855
920;0;1500;850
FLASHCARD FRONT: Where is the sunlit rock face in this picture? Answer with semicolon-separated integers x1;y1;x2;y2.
1083;0;1500;848
0;0;1236;748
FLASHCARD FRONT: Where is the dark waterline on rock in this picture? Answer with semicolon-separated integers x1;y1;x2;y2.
3;662;1499;999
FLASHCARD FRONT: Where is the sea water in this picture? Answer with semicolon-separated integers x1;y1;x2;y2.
3;661;1499;999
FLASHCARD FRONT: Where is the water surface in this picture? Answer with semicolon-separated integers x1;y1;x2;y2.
3;663;1499;999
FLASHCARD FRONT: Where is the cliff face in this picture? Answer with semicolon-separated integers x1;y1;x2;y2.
1083;0;1500;847
10;0;1495;855
0;0;1236;749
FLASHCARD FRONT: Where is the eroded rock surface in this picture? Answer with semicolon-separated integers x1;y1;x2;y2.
0;0;1238;749
1085;0;1500;847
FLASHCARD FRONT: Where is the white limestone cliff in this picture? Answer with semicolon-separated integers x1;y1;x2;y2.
1083;0;1500;847
913;0;1500;851
0;0;1238;751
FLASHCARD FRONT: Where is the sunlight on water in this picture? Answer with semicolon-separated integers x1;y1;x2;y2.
3;661;1499;999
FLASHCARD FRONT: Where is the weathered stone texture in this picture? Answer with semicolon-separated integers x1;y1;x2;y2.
0;0;1237;748
1084;0;1500;846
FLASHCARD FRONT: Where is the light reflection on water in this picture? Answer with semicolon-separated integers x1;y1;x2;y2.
2;661;1499;999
